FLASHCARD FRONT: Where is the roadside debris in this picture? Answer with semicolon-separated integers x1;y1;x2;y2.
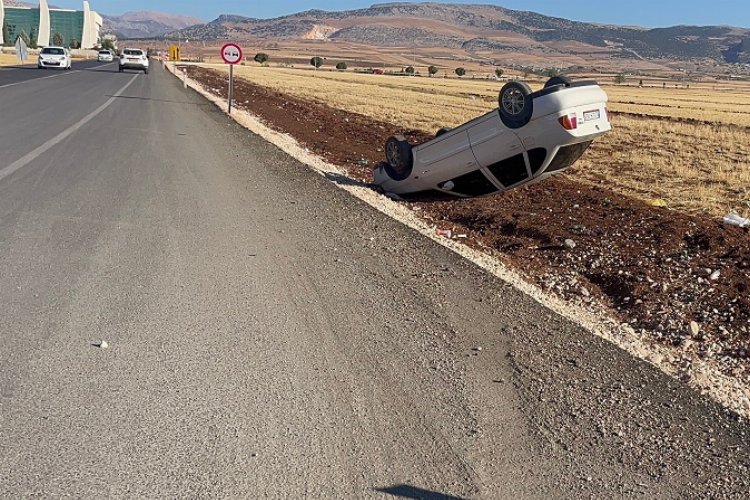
95;340;109;349
723;213;750;228
436;228;453;238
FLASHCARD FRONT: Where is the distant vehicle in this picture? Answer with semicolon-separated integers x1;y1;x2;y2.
119;48;149;74
97;50;114;62
374;77;612;198
37;47;71;70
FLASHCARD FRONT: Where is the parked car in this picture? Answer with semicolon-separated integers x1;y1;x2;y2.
374;77;611;197
97;50;114;62
119;48;149;74
37;47;71;70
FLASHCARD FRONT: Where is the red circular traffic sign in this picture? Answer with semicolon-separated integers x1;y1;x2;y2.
221;43;243;65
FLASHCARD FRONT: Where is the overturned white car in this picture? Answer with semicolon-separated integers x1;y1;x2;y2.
374;77;611;197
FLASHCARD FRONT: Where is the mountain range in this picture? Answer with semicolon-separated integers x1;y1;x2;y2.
164;2;750;64
102;12;203;39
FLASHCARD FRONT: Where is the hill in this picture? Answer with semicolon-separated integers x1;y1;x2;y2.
166;2;750;64
103;11;203;39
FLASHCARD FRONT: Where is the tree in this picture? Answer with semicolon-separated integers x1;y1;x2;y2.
254;52;269;64
428;65;438;77
310;56;323;69
494;68;504;79
18;29;30;46
455;67;466;77
69;39;80;49
2;24;10;47
546;68;559;78
101;39;116;52
335;61;347;71
614;73;627;84
404;66;415;75
28;28;38;49
52;32;64;47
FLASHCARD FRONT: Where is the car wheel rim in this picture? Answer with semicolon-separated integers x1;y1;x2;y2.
502;88;526;116
387;141;401;168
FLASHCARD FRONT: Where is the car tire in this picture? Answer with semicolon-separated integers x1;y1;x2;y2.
544;75;572;89
144;68;149;74
499;81;533;129
385;135;414;178
435;127;451;137
119;67;123;73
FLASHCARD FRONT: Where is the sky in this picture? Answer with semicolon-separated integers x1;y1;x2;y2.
49;0;750;28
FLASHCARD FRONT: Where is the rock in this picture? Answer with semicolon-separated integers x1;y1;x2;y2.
710;270;721;281
581;287;590;297
98;340;109;349
474;346;483;352
648;353;664;365
690;321;700;337
564;239;576;249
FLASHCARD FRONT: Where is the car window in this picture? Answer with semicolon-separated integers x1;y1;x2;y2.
99;51;110;55
123;50;143;56
42;48;65;55
546;142;593;173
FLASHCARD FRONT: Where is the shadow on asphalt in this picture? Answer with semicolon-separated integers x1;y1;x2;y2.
374;484;466;500
104;94;214;106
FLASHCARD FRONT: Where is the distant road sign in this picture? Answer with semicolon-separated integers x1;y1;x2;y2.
168;45;180;62
221;43;243;65
15;37;28;63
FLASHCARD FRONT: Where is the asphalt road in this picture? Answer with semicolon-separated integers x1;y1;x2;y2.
0;59;112;89
0;62;748;498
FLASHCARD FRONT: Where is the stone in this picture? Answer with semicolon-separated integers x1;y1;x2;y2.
690;321;700;337
564;239;576;249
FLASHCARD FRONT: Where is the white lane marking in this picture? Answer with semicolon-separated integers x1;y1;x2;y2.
0;69;80;89
0;74;139;183
0;63;115;89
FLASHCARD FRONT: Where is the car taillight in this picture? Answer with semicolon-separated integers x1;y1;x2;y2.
559;114;578;130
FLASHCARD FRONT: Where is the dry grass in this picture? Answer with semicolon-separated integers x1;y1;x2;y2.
196;63;750;218
0;53;32;67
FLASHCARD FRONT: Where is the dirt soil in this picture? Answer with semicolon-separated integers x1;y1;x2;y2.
184;66;750;382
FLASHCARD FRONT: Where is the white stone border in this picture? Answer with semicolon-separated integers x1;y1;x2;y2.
166;62;750;420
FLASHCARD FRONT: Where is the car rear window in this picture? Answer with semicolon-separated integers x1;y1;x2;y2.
440;170;498;197
546;142;593;173
527;148;548;175
42;48;65;55
99;51;110;55
124;50;143;56
487;153;529;187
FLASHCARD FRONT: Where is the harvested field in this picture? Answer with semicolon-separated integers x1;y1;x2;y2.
183;65;750;392
193;64;750;218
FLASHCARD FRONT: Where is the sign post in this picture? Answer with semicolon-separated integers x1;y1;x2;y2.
15;37;28;64
220;43;243;114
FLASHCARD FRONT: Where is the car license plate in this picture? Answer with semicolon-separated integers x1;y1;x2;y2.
583;110;601;122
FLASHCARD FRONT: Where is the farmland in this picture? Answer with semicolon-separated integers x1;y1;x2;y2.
194;63;750;218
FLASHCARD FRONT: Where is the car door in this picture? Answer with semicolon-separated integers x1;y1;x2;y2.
467;111;530;189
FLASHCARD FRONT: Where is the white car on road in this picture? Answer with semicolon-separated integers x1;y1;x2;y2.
97;50;114;62
37;47;72;70
374;77;611;197
119;48;149;74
